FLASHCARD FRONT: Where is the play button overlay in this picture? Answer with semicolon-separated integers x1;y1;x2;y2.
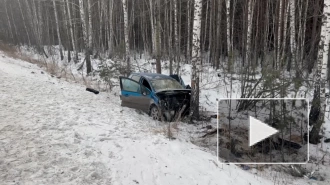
249;116;278;147
217;98;309;164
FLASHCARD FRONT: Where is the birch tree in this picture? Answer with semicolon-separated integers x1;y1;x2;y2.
186;0;192;61
262;0;269;66
122;0;130;75
169;0;173;74
87;0;92;53
24;0;41;49
276;0;283;69
190;0;203;119
17;0;31;46
226;0;231;56
289;0;296;70
155;0;162;74
309;0;330;145
174;0;180;74
298;0;308;68
66;0;78;61
246;0;254;66
280;1;289;68
107;0;114;58
215;0;223;69
53;0;64;60
79;0;92;74
149;0;156;56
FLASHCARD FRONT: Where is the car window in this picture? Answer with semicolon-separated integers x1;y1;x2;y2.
150;78;185;92
142;79;152;91
131;75;141;82
122;78;140;93
141;85;151;95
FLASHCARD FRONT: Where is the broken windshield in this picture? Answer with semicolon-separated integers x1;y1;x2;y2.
150;78;185;92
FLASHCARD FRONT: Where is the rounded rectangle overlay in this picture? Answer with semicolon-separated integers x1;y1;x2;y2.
217;98;309;164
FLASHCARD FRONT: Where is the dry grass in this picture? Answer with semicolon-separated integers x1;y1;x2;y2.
0;42;16;54
150;123;177;140
0;42;46;68
0;42;97;89
151;125;167;135
171;122;179;130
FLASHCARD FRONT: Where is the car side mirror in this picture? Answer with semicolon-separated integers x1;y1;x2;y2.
142;92;147;96
186;85;191;89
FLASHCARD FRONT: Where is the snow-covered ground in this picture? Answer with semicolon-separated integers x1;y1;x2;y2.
0;52;283;185
2;47;330;184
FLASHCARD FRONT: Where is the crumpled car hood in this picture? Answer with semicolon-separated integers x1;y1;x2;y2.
155;89;191;96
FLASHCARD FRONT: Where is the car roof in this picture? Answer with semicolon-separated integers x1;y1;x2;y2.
130;73;174;80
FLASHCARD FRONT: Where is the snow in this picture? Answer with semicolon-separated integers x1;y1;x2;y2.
2;46;330;184
0;52;280;185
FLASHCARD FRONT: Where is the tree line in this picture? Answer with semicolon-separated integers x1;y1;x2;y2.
0;0;327;73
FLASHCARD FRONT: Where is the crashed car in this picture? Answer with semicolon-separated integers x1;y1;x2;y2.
119;73;191;121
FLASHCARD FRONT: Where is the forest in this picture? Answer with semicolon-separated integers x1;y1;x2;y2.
0;0;329;144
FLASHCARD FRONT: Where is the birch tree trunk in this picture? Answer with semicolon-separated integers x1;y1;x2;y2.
262;0;269;67
155;0;162;74
231;0;236;59
245;0;254;67
190;0;203;120
18;0;31;46
208;0;214;66
123;0;130;75
53;0;64;60
299;0;308;68
31;0;41;45
226;0;231;56
276;0;283;69
149;0;156;56
66;0;78;61
98;0;104;53
169;0;173;74
215;0;223;69
62;4;71;62
309;0;330;145
87;0;93;51
79;0;92;74
174;0;180;74
280;1;289;68
187;0;191;61
108;0;114;58
25;0;41;49
289;0;296;71
310;1;321;72
37;1;43;45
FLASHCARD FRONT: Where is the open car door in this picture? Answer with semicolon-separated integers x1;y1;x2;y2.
119;77;152;113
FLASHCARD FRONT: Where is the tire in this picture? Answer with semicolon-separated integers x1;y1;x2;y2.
150;105;160;121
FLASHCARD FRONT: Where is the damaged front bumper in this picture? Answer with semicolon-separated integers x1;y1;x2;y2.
157;90;191;121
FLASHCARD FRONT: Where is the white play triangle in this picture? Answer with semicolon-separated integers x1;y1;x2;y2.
249;116;279;147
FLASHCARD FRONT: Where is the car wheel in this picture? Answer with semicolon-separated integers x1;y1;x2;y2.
150;105;160;121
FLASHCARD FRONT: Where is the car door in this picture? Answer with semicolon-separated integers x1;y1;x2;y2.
138;86;153;113
119;77;152;113
119;77;143;109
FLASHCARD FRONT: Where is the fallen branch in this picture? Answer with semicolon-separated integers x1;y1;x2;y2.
86;88;99;94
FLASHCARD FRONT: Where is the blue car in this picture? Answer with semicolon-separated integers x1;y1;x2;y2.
119;73;191;121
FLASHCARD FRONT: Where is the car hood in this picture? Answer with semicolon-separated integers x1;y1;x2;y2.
155;89;191;96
